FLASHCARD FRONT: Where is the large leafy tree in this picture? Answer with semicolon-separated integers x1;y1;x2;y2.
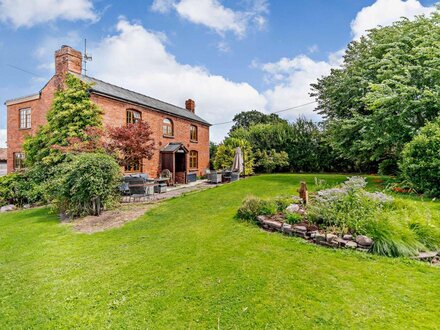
311;9;440;170
229;110;287;132
230;122;292;152
24;74;103;166
213;138;254;175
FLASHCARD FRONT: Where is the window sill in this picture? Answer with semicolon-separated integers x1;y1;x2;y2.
190;140;198;143
19;127;31;131
163;135;174;139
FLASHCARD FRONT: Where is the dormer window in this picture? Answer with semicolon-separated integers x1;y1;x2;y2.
126;109;141;125
163;118;174;137
19;108;31;129
190;125;198;142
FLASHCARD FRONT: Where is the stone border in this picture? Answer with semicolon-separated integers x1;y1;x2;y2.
256;215;440;265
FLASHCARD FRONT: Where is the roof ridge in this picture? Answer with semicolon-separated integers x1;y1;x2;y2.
80;74;190;112
74;73;210;126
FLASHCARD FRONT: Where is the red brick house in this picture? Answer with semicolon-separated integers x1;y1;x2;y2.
5;45;210;183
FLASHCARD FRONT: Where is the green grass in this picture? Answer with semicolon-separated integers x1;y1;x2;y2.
0;174;439;329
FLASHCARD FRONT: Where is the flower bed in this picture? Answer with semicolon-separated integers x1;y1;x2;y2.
237;177;440;263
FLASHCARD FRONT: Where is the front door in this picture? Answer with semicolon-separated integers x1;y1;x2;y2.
174;151;187;184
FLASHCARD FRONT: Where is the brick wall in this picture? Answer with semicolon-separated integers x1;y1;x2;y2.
6;77;57;173
92;94;210;177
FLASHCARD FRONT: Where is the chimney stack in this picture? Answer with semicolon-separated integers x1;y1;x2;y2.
54;45;82;89
185;99;195;113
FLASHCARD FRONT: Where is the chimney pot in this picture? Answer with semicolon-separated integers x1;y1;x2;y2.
185;99;195;113
55;45;82;76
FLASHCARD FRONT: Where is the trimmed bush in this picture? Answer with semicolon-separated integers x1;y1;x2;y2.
400;119;440;197
47;153;121;218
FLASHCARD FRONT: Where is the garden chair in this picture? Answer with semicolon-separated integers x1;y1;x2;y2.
160;169;174;186
231;171;240;182
204;168;211;183
209;171;222;184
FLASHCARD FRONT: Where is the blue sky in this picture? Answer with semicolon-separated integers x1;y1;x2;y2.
0;0;438;144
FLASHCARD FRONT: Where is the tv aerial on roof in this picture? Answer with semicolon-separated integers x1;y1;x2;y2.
83;39;93;76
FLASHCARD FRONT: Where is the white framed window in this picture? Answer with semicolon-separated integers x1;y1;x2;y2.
13;152;25;170
19;108;31;129
163;118;174;136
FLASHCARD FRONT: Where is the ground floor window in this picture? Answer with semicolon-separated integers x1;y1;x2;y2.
189;150;198;169
13;152;25;170
124;159;143;173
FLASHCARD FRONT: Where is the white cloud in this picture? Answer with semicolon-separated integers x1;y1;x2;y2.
259;51;343;121
151;0;268;37
0;129;6;148
89;19;266;142
0;0;97;28
351;0;436;39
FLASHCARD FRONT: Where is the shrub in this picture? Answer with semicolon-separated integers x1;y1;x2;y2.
285;213;303;225
378;158;398;176
273;196;293;212
308;177;393;234
47;153;121;218
0;173;28;207
236;196;277;221
362;215;422;257
400;119;440;197
214;138;254;175
0;167;48;207
308;177;440;257
254;149;289;173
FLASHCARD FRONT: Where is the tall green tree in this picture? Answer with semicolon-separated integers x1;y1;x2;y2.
229;110;287;133
213;138;254;175
23;74;103;166
311;9;440;171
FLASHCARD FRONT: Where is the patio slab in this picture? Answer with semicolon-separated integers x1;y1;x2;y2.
121;180;219;203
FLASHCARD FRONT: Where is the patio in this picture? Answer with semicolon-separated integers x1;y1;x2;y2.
121;179;218;203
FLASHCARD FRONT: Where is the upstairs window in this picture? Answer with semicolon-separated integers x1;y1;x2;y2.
190;125;198;142
189;150;198;169
13;152;25;170
126;109;141;125
163;118;174;136
19;108;31;129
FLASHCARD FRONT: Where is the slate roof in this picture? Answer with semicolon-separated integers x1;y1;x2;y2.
0;148;7;161
160;142;189;153
76;74;211;126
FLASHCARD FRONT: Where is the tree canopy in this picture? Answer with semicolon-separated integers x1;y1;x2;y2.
311;9;440;170
229;110;287;133
23;74;103;166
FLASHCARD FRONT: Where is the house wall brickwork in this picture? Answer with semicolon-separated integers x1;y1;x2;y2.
91;93;210;177
6;77;57;173
5;46;210;178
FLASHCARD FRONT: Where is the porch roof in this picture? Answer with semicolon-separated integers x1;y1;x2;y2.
160;142;188;153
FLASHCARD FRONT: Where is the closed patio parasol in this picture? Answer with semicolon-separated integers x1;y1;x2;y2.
232;147;244;174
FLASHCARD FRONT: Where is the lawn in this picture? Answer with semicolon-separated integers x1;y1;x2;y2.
0;174;439;329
